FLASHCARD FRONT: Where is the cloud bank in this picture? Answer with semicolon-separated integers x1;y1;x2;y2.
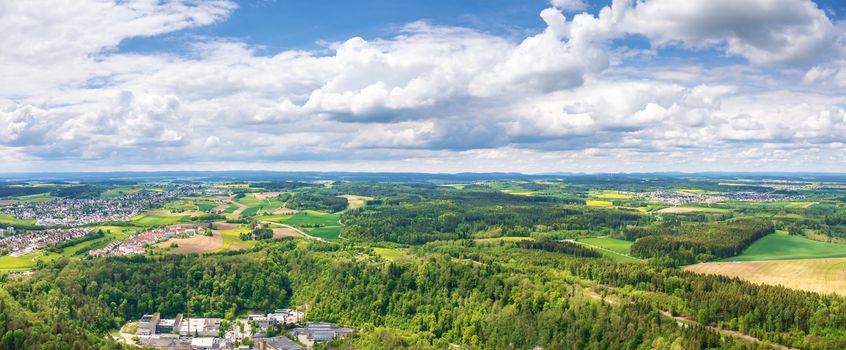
1;0;844;172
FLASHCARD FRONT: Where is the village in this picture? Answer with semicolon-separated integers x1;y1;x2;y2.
89;224;207;257
643;190;803;206
124;308;352;350
0;227;91;256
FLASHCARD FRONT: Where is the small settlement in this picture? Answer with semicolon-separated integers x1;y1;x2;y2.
127;309;351;350
90;224;205;257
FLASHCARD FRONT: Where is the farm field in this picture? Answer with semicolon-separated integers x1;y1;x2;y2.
0;214;36;226
218;228;256;252
0;254;40;271
271;228;299;239
306;226;341;241
338;195;372;210
655;206;729;214
257;214;294;223
195;201;218;212
724;232;846;262
222;204;239;214
594;192;634;199
283;211;340;227
372;247;408;261
586;200;613;207
576;237;642;262
685;258;846;296
130;213;189;227
100;187;142;197
159;230;223;254
14;193;59;203
578;237;633;255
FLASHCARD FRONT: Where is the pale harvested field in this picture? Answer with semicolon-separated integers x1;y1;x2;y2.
338;195;372;206
272;228;299;239
685;258;846;296
273;208;298;215
656;207;703;214
0;200;17;206
212;222;239;230
159;230;223;254
254;192;281;199
211;204;229;213
338;195;364;206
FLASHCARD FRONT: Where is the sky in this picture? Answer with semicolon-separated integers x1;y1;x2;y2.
1;0;846;173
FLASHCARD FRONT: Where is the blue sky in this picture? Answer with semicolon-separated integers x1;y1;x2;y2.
120;0;559;53
1;0;845;173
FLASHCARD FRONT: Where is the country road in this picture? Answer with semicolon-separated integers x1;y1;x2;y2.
260;221;325;242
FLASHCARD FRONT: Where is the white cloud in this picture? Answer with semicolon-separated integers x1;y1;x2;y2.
550;0;588;11
0;0;844;172
615;0;839;65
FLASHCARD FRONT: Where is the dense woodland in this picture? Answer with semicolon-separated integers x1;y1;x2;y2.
2;239;846;349
629;219;775;265
341;190;640;244
280;192;349;213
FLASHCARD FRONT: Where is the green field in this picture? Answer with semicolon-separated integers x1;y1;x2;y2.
594;192;634;199
373;247;408;261
576;237;641;262
257;214;293;223
222;205;239;214
234;194;286;216
578;237;633;255
283;211;340;227
100;187;142;197
14;193;59;203
307;226;342;241
725;232;846;261
0;214;36;226
241;207;261;216
0;255;39;271
130;213;188;227
196;201;218;212
216;228;257;252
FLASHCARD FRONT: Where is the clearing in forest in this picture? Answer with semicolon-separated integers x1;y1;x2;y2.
337;195;372;209
655;207;704;214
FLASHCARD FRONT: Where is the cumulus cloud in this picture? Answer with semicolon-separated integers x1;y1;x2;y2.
616;0;839;65
0;0;844;172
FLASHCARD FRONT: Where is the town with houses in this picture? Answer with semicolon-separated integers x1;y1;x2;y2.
0;186;197;227
0;227;90;256
89;224;207;257
643;190;804;206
